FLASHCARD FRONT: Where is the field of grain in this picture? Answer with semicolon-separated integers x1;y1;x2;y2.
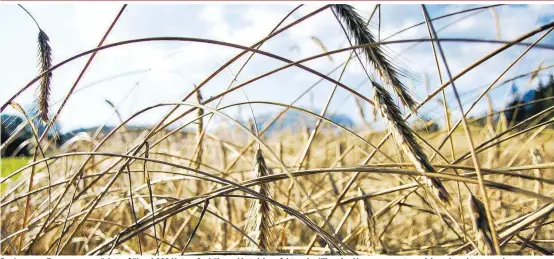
1;3;553;256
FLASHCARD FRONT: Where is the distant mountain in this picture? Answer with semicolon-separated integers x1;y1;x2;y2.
1;113;60;138
251;109;355;134
57;124;159;144
1;114;24;135
1;114;31;156
2;108;356;149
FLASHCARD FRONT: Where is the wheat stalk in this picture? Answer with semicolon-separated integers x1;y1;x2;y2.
332;5;448;203
196;89;204;170
530;148;544;202
214;195;231;250
372;82;450;203
468;194;495;255
527;60;544;87
333;4;417;111
357;187;378;254
489;7;502;41
529;147;544;240
194;89;205;197
311;36;333;62
244;149;276;252
215;139;230;251
354;96;370;128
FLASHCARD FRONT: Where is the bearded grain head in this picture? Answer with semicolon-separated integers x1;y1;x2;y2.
357;187;377;254
196;88;204;132
244;149;276;252
468;194;496;255
529;147;544;212
372;82;450;204
333;4;418;112
37;29;52;124
195;88;204;170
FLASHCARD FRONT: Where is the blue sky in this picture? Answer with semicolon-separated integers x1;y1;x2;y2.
1;3;554;132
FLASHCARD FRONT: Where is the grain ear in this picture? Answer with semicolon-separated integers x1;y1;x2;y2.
37;29;53;125
468;194;495;255
18;5;53;124
357;187;378;254
244;149;276;251
372;81;450;204
196;89;204;170
333;4;417;112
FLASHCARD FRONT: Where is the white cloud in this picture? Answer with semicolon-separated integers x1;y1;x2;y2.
73;3;123;46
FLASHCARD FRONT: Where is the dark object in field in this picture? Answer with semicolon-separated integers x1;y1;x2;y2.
468;194;496;255
1;123;30;157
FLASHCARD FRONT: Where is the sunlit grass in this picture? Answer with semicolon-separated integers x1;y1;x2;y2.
1;157;28;192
